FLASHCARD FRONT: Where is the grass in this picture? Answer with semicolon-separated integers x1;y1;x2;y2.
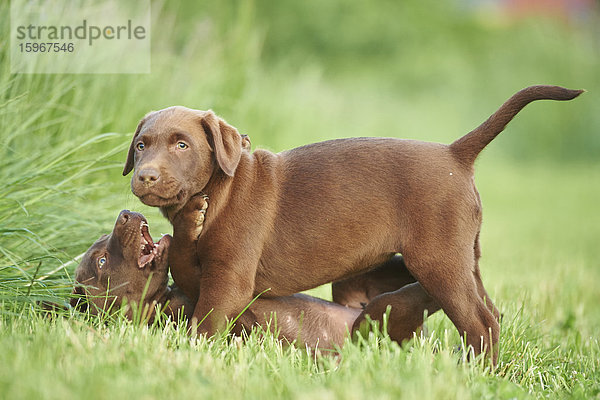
1;0;599;398
4;164;599;399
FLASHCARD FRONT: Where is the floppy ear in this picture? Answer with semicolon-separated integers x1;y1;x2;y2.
200;110;242;177
122;112;154;176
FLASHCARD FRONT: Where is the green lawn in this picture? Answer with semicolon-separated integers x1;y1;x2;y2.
1;0;599;398
3;162;599;400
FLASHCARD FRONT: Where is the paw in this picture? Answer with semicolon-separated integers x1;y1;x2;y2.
172;193;209;241
183;193;209;214
191;208;206;238
185;194;209;239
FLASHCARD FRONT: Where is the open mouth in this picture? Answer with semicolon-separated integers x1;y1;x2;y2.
138;220;167;268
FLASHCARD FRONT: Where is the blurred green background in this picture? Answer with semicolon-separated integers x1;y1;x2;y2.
0;0;599;319
1;1;600;397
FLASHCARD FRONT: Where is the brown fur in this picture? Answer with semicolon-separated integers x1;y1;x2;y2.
353;282;441;343
71;208;434;348
169;193;439;345
332;255;416;309
123;86;583;363
70;210;175;321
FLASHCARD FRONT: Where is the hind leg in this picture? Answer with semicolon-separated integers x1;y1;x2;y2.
353;281;440;343
473;264;501;322
403;246;499;364
473;232;501;321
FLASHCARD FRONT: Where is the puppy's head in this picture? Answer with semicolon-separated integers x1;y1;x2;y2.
71;210;171;316
122;107;242;210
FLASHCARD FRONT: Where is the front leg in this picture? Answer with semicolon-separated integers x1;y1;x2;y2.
191;258;259;336
169;194;208;301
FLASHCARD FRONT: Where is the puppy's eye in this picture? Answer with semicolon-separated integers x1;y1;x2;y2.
177;142;188;150
136;142;145;151
98;256;107;268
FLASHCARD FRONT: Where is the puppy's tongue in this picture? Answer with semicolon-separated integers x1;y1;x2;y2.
139;223;156;268
139;253;154;268
141;224;153;245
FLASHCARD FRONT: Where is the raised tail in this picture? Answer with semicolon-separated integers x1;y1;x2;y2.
449;85;584;165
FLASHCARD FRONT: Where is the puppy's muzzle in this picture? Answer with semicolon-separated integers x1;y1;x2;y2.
70;286;88;312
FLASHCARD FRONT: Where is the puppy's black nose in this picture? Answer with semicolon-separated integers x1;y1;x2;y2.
138;168;159;184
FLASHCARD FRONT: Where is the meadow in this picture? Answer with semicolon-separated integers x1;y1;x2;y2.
1;1;599;398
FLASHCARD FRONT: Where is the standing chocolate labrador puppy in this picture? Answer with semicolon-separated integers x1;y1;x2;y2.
123;85;582;363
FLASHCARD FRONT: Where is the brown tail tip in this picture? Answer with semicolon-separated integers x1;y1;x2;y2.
570;89;586;98
529;85;586;100
449;85;584;166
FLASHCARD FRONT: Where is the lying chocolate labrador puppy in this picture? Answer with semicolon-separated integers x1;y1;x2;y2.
72;203;438;348
123;85;582;362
